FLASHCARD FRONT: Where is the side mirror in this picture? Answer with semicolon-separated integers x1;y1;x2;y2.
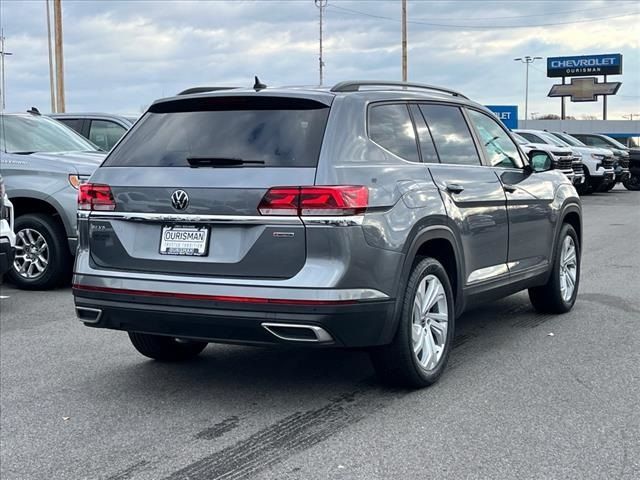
527;150;552;172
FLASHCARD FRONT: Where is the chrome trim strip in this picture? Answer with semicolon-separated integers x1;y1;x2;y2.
302;215;364;226
262;323;333;343
88;211;302;225
467;263;509;284
87;211;364;226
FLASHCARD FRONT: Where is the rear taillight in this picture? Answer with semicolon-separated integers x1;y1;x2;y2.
258;186;368;216
78;183;116;211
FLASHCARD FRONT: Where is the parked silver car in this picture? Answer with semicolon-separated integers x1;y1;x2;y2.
73;81;582;388
48;113;136;151
0;112;105;289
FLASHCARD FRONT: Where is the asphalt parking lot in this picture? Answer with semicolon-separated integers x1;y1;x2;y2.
1;186;639;480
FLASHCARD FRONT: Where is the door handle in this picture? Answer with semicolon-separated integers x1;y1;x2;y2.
445;183;465;194
503;184;517;193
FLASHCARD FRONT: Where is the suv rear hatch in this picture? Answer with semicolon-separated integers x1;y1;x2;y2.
84;94;331;279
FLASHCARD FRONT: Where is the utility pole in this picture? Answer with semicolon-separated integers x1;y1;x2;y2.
0;29;13;111
46;0;56;112
315;0;327;86
401;0;407;82
53;0;65;112
514;56;542;128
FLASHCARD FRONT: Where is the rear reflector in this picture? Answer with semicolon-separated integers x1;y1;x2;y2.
78;183;116;211
259;186;368;216
72;284;357;306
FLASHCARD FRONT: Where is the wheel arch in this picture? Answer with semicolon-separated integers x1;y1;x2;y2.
10;196;68;234
382;226;465;344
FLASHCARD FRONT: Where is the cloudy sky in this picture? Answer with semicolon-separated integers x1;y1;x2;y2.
1;0;639;119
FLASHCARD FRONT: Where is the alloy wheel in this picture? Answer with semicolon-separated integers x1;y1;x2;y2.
559;235;577;302
411;274;449;371
13;228;50;280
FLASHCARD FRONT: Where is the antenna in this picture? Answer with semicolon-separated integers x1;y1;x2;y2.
253;76;267;91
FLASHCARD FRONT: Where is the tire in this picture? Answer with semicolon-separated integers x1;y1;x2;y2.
370;257;455;388
128;332;207;361
529;223;580;314
604;181;616;192
7;213;71;290
623;173;640;191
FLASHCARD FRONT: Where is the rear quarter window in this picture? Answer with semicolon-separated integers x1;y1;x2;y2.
104;96;330;168
368;104;420;162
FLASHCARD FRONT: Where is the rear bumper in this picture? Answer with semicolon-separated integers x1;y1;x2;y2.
73;288;396;347
0;238;15;276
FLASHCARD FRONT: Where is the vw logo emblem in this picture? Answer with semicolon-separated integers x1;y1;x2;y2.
171;190;189;210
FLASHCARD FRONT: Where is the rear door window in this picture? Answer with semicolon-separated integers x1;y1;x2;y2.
419;105;480;166
368;104;420;162
57;118;84;134
104;96;330;167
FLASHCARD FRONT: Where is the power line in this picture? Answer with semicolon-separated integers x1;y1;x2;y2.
326;4;639;29
332;1;634;22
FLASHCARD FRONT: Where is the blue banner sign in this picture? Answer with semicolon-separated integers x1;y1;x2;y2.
485;105;518;130
547;54;622;78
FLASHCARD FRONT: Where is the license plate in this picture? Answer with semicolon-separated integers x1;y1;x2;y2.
159;225;209;256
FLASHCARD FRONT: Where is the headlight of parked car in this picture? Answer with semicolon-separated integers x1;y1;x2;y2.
591;153;605;160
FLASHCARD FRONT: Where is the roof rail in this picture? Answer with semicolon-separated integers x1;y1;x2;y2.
330;81;468;99
177;86;239;96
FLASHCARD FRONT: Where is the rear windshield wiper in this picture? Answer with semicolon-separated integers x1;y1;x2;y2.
186;156;265;168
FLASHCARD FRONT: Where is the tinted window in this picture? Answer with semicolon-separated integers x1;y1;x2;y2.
58;118;84;133
419;105;480;166
467;110;522;168
518;132;546;144
89;120;127;151
409;104;439;163
368;104;419;162
0;115;97;153
105;97;329;167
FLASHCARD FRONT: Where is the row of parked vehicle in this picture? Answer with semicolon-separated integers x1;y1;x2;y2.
0;81;637;387
513;129;638;194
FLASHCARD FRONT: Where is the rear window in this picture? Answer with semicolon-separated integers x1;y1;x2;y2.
104;96;330;167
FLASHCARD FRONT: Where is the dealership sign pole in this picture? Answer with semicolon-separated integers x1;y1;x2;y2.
547;54;622;120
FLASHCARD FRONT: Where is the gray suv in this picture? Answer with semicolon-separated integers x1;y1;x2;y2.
73;81;582;388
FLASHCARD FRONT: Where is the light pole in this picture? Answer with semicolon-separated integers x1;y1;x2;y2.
315;0;327;86
0;29;13;111
514;56;542;128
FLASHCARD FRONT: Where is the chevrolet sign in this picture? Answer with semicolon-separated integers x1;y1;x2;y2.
547;54;622;78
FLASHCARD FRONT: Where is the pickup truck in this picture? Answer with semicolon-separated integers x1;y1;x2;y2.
0;111;104;289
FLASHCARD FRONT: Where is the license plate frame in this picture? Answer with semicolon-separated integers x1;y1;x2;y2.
159;225;210;257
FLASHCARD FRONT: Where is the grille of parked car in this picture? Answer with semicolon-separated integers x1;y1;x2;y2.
551;153;573;171
571;158;583;174
619;157;630;169
602;156;615;167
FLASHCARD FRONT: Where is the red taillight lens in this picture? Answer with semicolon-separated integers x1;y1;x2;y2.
78;183;116;211
258;186;368;216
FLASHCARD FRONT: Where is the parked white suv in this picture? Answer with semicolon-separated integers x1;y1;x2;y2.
511;132;584;186
515;129;614;194
0;176;16;278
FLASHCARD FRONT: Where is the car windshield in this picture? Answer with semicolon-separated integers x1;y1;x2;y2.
538;131;571;147
602;135;628;149
0;114;98;154
511;132;529;145
552;132;586;147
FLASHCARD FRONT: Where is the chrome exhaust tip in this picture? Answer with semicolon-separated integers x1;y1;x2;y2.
261;323;333;343
75;306;102;324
